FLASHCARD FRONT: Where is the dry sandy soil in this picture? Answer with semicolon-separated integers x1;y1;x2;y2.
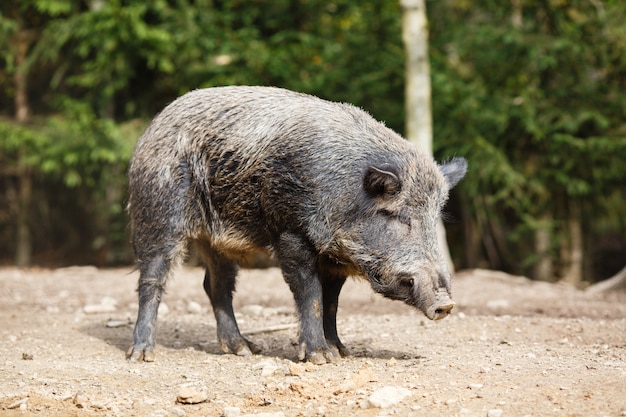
1;266;625;417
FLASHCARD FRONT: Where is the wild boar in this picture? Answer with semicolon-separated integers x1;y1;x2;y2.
127;86;467;364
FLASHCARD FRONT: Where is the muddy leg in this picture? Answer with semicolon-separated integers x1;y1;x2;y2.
321;273;349;357
279;232;339;364
201;246;260;356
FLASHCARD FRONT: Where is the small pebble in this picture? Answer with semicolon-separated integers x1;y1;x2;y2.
22;353;33;360
91;400;107;409
253;358;280;376
288;361;306;377
487;409;503;417
106;320;128;328
176;387;208;404
101;296;118;307
187;301;203;314
170;406;186;417
7;398;28;410
73;392;89;408
459;408;477;417
468;383;483;390
366;386;412;408
223;406;241;417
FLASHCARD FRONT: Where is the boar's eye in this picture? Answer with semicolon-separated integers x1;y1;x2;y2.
399;276;414;288
378;209;412;230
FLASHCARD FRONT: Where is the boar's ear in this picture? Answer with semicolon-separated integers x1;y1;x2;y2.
364;165;402;199
439;157;467;189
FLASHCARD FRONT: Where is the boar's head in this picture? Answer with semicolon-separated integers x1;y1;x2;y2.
328;156;467;321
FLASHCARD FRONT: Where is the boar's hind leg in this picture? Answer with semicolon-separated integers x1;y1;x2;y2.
200;244;261;356
128;253;173;362
321;272;349;357
279;233;340;365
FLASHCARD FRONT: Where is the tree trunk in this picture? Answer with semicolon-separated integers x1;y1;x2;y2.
401;0;456;272
561;201;583;286
401;0;432;155
533;215;554;281
511;0;523;28
14;31;32;267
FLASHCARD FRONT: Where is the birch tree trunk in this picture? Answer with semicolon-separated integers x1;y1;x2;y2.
533;215;554;281
401;0;432;155
401;0;455;272
562;201;584;286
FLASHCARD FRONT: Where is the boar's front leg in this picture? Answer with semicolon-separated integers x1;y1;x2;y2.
279;232;340;364
320;271;349;357
199;244;261;356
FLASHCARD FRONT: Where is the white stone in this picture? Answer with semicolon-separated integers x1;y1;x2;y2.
487;409;504;417
253;358;280;377
187;301;203;314
366;386;412;408
101;296;118;306
176;387;208;404
170;406;186;417
223;406;241;417
106;320;127;328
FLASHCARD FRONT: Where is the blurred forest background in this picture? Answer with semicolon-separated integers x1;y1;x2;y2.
1;0;625;285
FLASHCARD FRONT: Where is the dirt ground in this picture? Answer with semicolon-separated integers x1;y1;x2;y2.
1;266;625;417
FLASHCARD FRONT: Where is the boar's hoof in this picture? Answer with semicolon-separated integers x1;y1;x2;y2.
330;341;350;358
307;351;339;365
219;337;262;356
126;345;155;362
299;343;341;365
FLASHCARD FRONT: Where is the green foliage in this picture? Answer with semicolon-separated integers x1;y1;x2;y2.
0;101;132;189
429;0;626;277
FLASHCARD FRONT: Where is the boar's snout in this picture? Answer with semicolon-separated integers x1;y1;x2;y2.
408;270;456;320
425;291;456;320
